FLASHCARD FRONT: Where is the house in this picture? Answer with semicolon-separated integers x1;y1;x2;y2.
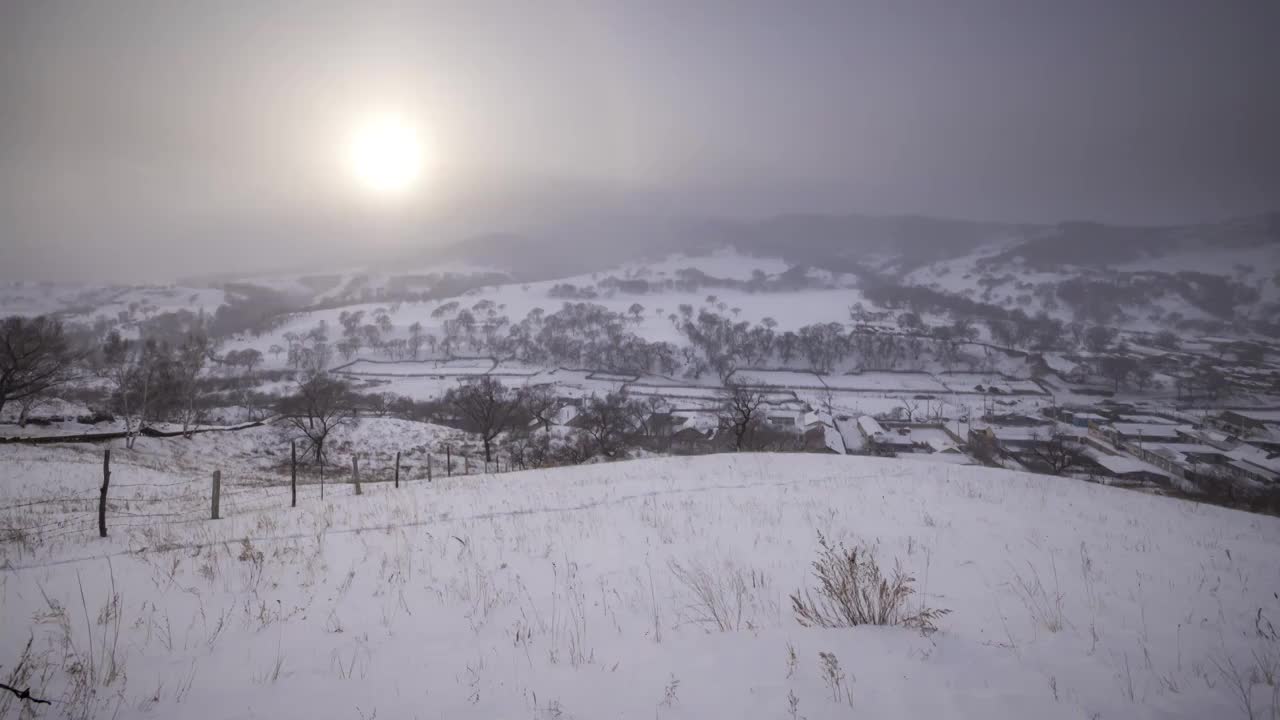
1223;443;1280;485
872;429;919;454
670;426;714;451
1086;450;1173;486
856;416;886;441
982;426;1056;452
1206;411;1273;438
1123;441;1231;480
1112;413;1179;425
1068;412;1108;428
766;415;797;428
1092;422;1189;444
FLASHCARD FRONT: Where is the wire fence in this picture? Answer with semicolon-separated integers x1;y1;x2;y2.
0;443;520;545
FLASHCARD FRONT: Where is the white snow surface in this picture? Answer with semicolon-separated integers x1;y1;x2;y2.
2;433;1279;719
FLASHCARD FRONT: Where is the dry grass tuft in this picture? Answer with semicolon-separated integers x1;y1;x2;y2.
790;533;949;631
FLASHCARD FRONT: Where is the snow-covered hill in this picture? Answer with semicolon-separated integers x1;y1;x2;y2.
1;443;1276;718
5;212;1277;342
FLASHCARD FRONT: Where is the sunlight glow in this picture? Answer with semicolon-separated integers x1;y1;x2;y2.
347;114;426;196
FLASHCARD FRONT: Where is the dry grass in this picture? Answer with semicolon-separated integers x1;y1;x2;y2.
1008;557;1066;634
668;557;749;632
790;533;950;631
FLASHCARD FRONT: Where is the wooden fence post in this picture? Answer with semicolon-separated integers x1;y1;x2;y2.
352;455;362;495
464;454;470;475
394;451;400;489
98;448;111;538
320;462;325;500
446;445;452;476
427;454;433;482
290;441;297;508
211;470;221;520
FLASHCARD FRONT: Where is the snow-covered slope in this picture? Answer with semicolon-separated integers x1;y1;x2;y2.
2;444;1277;719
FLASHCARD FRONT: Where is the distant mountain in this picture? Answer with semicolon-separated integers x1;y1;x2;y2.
985;212;1280;270
426;211;1280;281
426;212;1021;280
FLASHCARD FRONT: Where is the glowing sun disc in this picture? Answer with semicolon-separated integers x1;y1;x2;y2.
348;115;425;195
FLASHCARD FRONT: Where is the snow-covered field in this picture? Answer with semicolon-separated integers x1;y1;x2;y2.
3;430;1279;719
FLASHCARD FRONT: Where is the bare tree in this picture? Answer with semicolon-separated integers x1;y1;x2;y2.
240;348;263;373
101;333;168;449
444;376;524;463
520;384;559;433
579;391;644;457
1083;325;1117;353
0;315;72;418
1099;354;1137;392
278;373;356;466
718;383;768;451
173;333;210;437
506;429;552;470
1027;432;1088;475
408;322;425;359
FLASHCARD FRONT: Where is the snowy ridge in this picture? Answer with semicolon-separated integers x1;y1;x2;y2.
1;447;1277;718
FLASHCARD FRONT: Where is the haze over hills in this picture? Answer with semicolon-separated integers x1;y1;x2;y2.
6;2;1280;718
417;210;1280;281
9;209;1275;343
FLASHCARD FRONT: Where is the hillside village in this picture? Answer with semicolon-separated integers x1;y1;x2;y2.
3;240;1279;519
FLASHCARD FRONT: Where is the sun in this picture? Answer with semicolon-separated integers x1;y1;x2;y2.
347;114;426;196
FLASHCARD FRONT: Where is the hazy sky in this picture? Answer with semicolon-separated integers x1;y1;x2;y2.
2;0;1278;282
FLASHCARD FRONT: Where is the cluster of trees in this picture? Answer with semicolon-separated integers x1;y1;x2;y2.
280;323;333;372
300;271;512;310
96;331;213;446
672;304;990;380
3;314;286;437
207;284;297;338
438;379;661;464
221;348;264;373
0;315;74;425
555;265;830;301
425;302;679;376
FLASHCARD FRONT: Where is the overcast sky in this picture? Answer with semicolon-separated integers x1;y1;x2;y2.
2;0;1278;282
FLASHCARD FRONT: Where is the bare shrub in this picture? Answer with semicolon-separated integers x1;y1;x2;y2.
1009;557;1065;634
790;533;949;631
668;557;748;632
1210;614;1280;720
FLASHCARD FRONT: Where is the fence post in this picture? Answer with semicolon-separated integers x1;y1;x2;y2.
290;441;297;508
320;462;325;500
446;445;452;476
427;454;433;483
352;455;362;495
98;448;111;538
211;470;221;520
394;451;400;489
464;454;470;475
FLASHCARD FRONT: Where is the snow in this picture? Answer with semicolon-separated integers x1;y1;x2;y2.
856;416;885;437
1226;444;1280;478
2;442;1278;719
1112;414;1179;425
1085;449;1174;480
823;372;950;393
339;358;498;376
611;249;792;281
1106;423;1189;441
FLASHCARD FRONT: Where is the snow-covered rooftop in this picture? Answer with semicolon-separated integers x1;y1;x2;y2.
857;416;885;437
